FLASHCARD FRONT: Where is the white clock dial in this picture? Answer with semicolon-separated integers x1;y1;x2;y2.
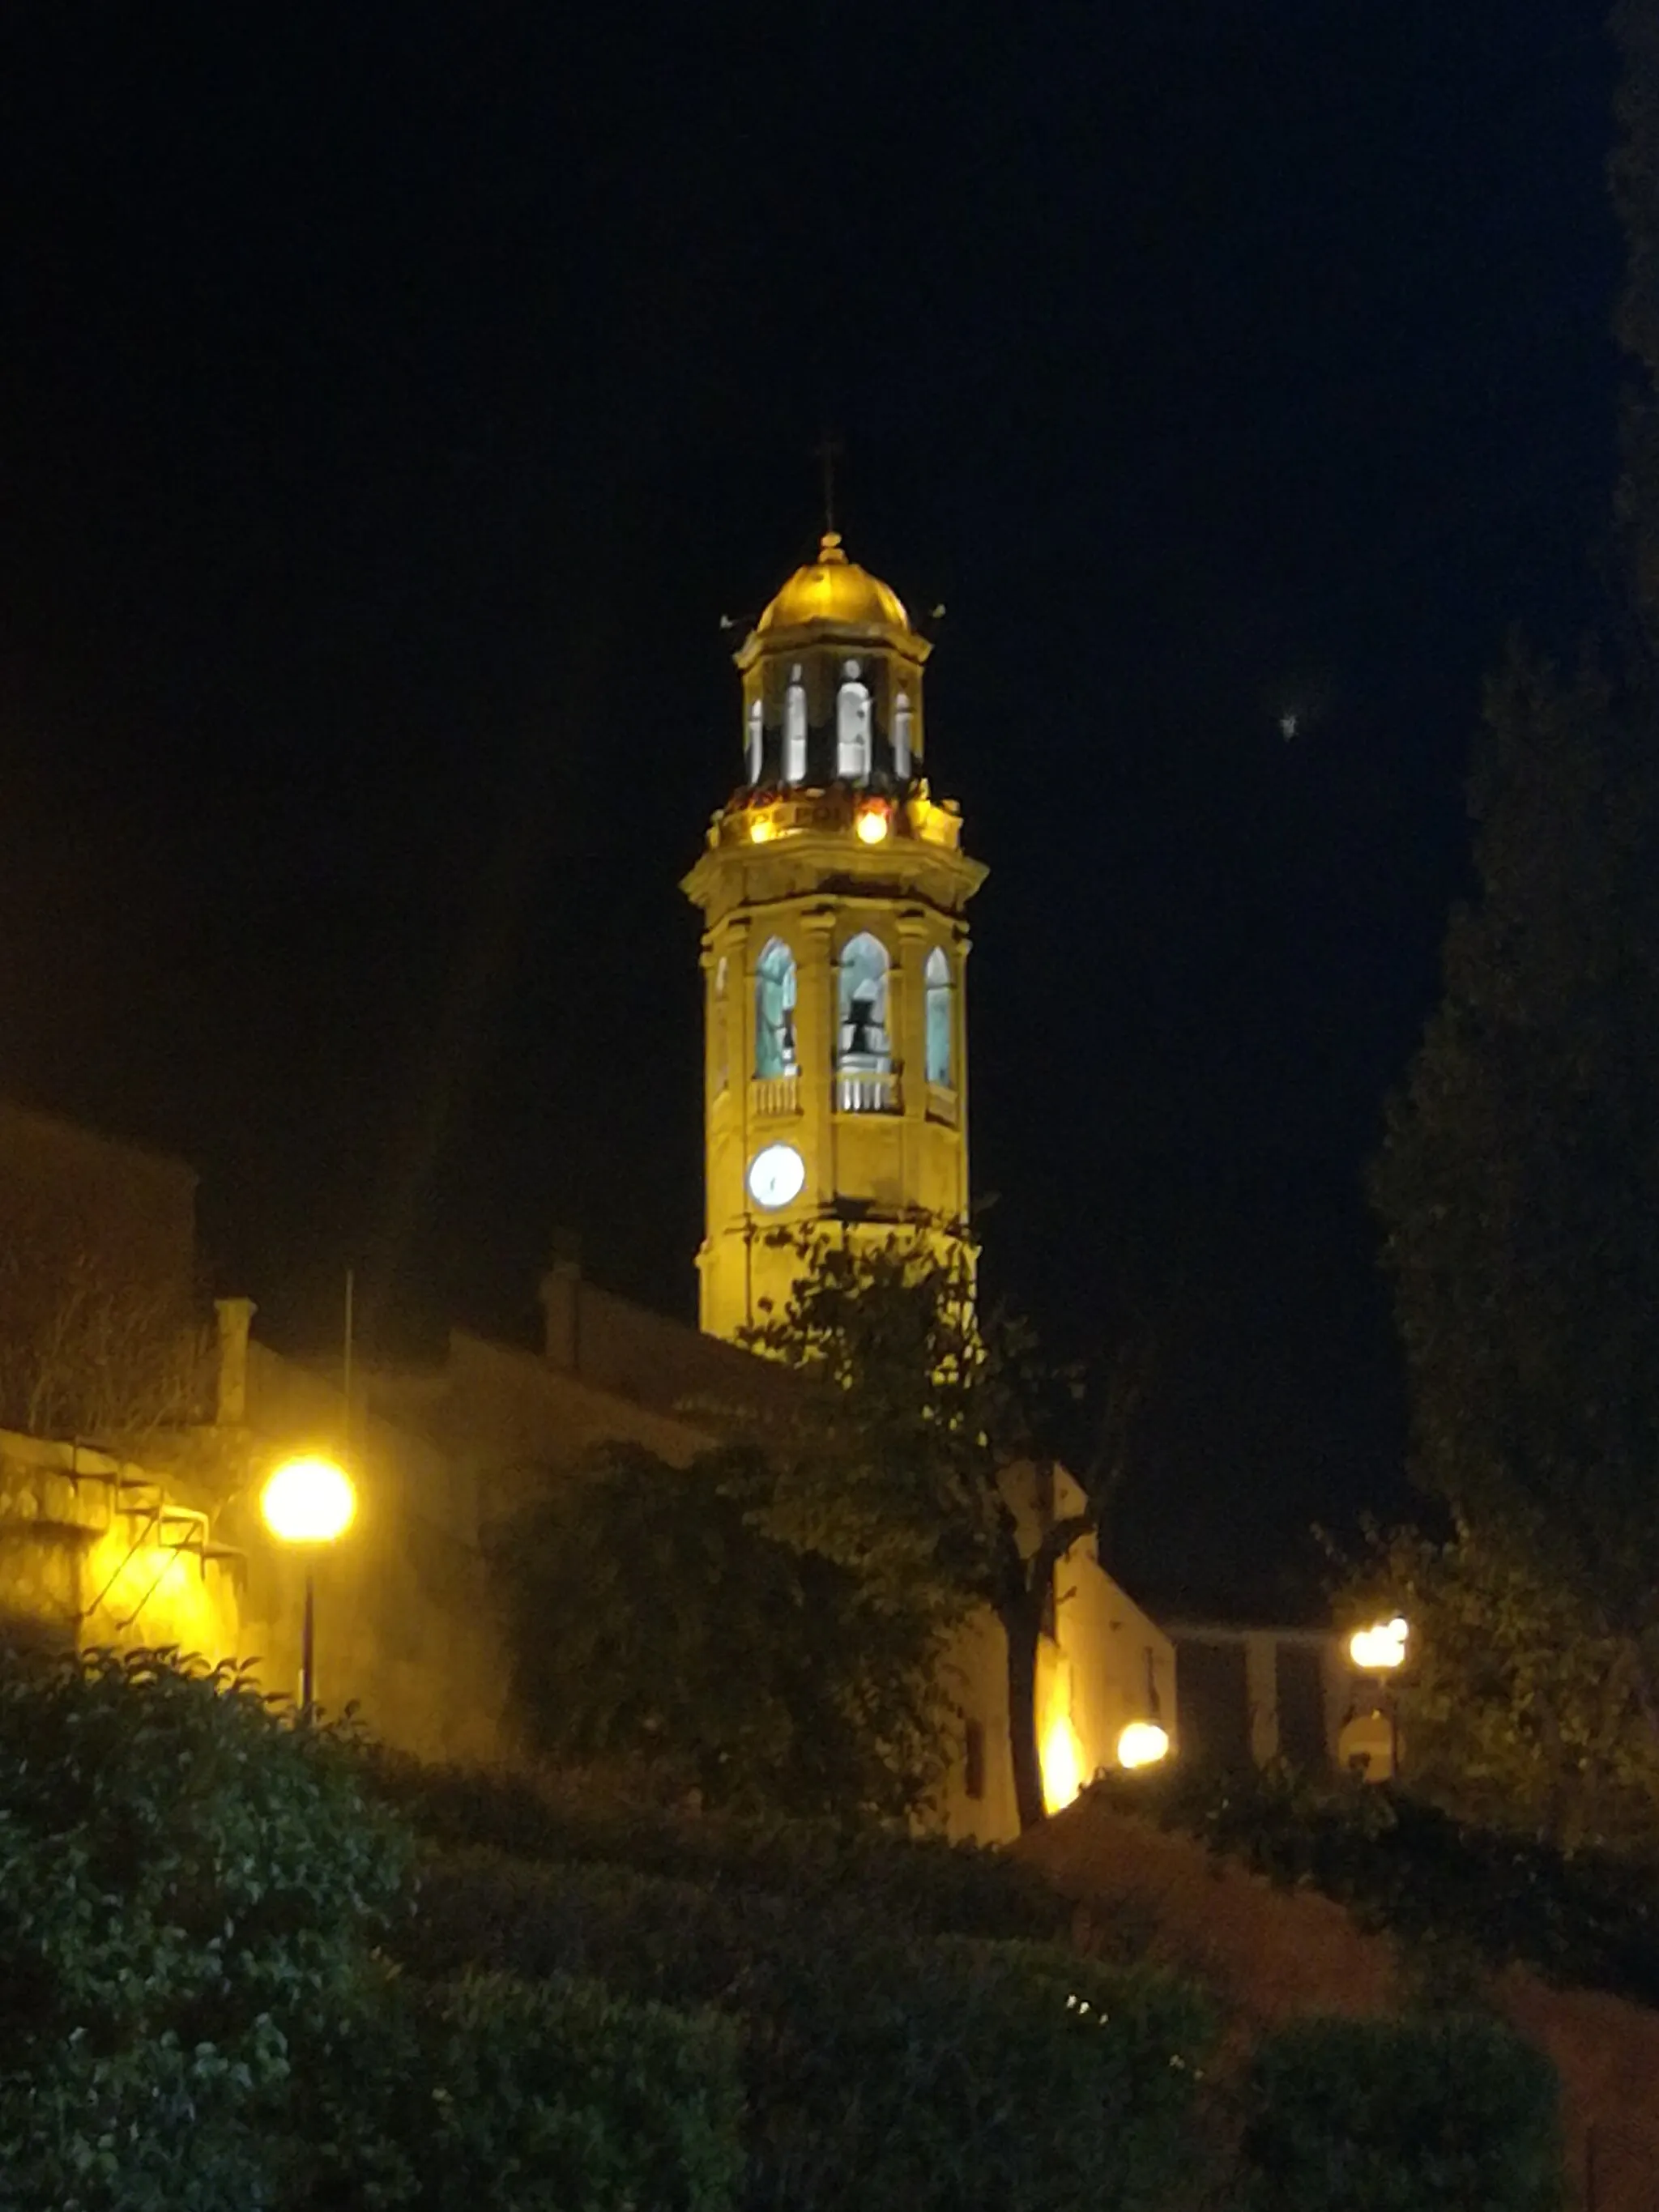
747;1142;805;1209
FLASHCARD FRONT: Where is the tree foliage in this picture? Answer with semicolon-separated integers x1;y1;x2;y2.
1344;1515;1659;1852
1371;17;1659;1824
742;1231;1146;1831
493;1439;952;1822
0;1236;205;1447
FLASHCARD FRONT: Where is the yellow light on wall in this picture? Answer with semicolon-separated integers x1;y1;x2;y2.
1116;1720;1171;1771
1041;1711;1084;1813
1349;1616;1409;1672
854;802;890;844
748;816;778;843
261;1455;356;1545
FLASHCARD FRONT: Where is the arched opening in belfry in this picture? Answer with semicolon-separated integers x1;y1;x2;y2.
783;670;808;784
836;932;891;1106
924;945;953;1086
746;699;763;783
893;688;914;778
836;663;872;781
754;938;798;1077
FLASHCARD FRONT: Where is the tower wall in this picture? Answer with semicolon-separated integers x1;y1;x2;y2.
684;536;984;1344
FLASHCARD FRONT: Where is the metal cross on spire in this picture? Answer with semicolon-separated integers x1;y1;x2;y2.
812;430;844;538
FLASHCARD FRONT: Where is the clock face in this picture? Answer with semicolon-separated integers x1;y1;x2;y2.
748;1142;805;1210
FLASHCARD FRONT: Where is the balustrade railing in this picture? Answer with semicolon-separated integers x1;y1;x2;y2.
836;1069;900;1115
750;1073;800;1119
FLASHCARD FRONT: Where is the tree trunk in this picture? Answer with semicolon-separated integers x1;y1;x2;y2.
1003;1590;1047;1833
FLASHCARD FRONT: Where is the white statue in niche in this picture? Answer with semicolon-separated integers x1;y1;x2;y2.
747;699;763;782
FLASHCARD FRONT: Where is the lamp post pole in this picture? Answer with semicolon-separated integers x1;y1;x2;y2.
1346;1617;1410;1783
301;1569;317;1724
261;1455;356;1727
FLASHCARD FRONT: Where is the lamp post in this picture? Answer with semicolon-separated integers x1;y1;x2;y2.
260;1455;356;1723
1346;1614;1409;1779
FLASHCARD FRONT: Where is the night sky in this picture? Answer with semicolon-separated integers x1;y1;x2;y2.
0;4;1622;1604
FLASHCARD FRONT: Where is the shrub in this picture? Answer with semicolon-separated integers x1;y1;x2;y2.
364;1750;1074;1941
297;1971;744;2212
399;1848;1217;2212
0;1645;407;2212
1107;1762;1659;2003
1235;2013;1563;2211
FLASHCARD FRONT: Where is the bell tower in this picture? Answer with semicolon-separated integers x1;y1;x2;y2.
684;531;986;1340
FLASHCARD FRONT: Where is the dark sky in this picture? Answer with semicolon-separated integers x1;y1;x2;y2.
0;3;1622;1603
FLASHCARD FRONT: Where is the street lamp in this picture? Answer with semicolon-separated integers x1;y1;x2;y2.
1346;1614;1409;1779
260;1455;356;1723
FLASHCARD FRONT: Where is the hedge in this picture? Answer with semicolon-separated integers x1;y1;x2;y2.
295;1971;744;2212
1235;2013;1563;2211
0;1652;744;2212
361;1749;1074;1941
400;1847;1218;2212
0;1647;407;2212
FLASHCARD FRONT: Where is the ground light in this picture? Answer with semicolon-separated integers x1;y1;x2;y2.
260;1455;356;1722
1116;1720;1171;1771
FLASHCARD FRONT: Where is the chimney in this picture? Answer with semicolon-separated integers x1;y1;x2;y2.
214;1297;257;1425
538;1231;582;1372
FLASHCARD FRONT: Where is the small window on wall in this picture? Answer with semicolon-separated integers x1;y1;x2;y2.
837;932;890;1069
746;700;763;783
783;671;808;784
964;1718;986;1801
755;938;798;1077
924;946;953;1085
836;662;872;780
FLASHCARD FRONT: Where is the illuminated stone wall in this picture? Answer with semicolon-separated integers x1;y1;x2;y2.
936;1460;1179;1845
0;1429;242;1660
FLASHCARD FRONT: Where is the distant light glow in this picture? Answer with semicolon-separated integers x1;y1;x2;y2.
854;803;890;845
1349;1616;1409;1672
1116;1720;1171;1771
261;1456;356;1545
1041;1712;1084;1813
748;816;778;843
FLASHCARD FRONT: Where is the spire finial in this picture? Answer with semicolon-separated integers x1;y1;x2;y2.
812;429;844;539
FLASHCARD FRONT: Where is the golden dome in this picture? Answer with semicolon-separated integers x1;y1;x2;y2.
755;532;910;637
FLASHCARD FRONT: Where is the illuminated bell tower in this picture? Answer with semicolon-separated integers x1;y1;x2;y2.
684;531;986;1340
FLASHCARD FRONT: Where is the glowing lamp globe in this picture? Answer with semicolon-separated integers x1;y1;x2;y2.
854;803;890;845
261;1456;356;1545
1349;1616;1409;1673
1116;1720;1171;1771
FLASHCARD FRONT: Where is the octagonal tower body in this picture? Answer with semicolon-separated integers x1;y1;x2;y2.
683;531;986;1340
